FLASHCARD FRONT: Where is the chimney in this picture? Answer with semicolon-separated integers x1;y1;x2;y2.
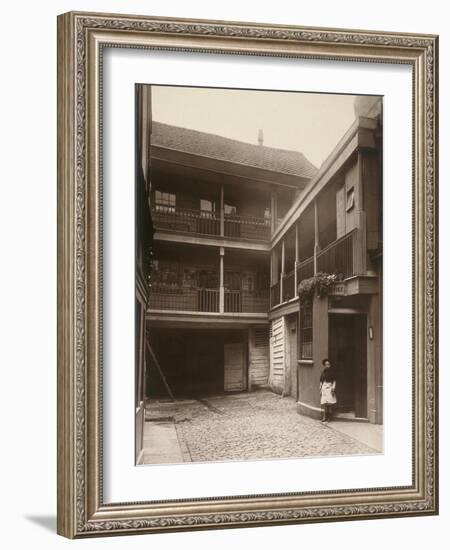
257;128;264;146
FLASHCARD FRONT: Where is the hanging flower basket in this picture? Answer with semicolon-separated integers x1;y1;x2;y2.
297;272;338;307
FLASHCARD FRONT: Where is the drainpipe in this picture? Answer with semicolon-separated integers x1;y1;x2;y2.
314;200;320;274
219;247;224;313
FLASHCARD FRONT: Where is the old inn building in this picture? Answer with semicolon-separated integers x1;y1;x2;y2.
143;94;383;426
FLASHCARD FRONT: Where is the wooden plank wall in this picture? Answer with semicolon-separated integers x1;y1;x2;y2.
249;326;270;388
269;316;285;393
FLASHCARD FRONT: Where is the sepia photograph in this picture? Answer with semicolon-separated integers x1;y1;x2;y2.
135;84;383;466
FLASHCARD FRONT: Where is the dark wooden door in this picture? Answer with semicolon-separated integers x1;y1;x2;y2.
329;313;367;417
224;342;246;391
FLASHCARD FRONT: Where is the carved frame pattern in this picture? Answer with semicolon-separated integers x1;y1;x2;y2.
57;11;438;538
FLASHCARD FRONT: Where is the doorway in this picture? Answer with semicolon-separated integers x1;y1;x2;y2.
328;313;367;418
224;342;246;391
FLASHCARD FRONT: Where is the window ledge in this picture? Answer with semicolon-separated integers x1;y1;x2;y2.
298;359;314;366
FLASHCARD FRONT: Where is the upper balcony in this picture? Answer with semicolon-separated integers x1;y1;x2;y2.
270;229;357;309
151;174;299;249
149;121;314;249
152;205;272;243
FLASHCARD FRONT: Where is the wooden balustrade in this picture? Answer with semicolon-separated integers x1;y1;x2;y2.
296;257;314;285
268;232;355;310
152;207;271;241
224;214;271;241
242;290;269;313
152;207;220;236
197;288;220;312
149;285;268;314
270;282;281;308
317;230;354;279
224;290;241;313
148;286;198;311
282;270;296;302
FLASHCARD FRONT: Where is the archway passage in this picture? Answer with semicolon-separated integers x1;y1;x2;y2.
147;328;247;399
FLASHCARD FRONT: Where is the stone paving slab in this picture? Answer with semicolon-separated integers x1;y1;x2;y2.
143;420;184;464
143;390;381;465
327;421;383;452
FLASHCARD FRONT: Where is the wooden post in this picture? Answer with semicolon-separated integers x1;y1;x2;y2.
270;251;273;286
294;223;299;297
280;239;285;303
313;200;320;274
247;327;252;393
271;187;277;233
271;247;279;284
353;152;367;275
220;183;225;237
219;247;225;313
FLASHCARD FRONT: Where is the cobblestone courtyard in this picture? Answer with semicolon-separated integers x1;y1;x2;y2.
143;390;380;464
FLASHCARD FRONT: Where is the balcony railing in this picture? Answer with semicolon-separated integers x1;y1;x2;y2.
152;207;271;242
152;207;220;236
242;290;269;313
282;270;296;302
269;232;356;310
296;257;314;285
148;285;268;314
224;289;240;313
270;282;280;309
317;230;354;279
224;214;271;241
148;285;219;312
224;290;269;313
198;288;220;312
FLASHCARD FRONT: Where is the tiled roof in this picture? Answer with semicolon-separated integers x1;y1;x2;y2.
151;121;318;180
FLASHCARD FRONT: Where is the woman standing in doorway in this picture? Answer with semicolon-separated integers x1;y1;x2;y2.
320;358;337;422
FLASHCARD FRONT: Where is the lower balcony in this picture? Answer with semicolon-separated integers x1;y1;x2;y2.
148;285;269;314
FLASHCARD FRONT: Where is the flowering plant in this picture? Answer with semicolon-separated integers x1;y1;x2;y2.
297;272;337;307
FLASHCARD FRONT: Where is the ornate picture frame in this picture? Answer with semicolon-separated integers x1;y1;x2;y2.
57;11;438;538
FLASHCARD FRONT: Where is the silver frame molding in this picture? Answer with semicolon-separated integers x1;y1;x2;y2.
57;11;439;538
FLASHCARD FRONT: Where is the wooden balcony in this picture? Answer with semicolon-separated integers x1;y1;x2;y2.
152;207;271;242
282;270;296;302
270;231;356;311
152;207;220;236
224;214;271;241
148;285;269;314
148;285;219;312
270;281;280;309
316;230;354;279
225;289;269;313
296;257;314;285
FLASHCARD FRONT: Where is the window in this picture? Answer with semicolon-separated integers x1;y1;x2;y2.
225;271;241;290
224;203;237;216
255;271;269;292
155;190;176;213
300;303;313;359
200;198;216;218
153;261;180;287
346;186;355;212
198;269;218;289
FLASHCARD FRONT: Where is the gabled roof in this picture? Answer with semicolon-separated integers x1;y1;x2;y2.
151;121;318;180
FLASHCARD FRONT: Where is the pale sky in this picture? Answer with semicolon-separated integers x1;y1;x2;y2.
151;86;359;168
